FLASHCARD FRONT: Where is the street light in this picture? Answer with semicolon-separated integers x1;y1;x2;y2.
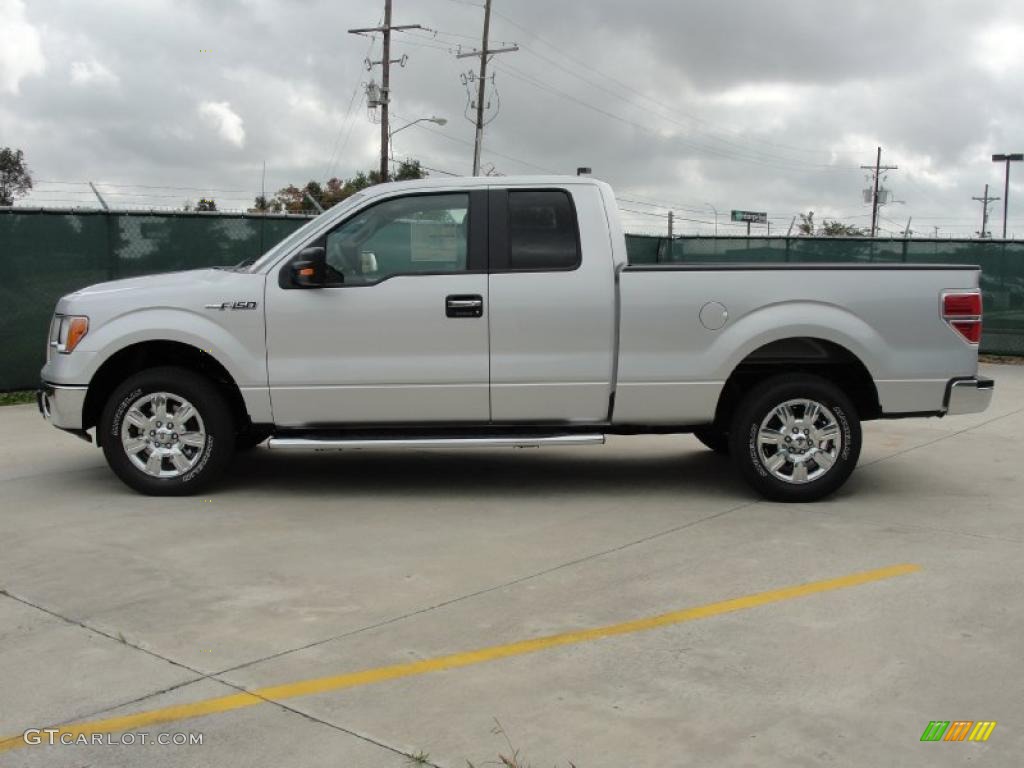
390;116;447;139
705;202;719;236
992;153;1023;239
388;116;446;179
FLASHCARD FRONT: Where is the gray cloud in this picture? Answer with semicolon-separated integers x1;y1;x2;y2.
2;0;1023;235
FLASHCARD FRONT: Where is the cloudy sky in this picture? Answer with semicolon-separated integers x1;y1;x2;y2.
2;0;1024;236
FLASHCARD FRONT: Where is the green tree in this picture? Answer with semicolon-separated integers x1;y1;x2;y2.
797;211;866;237
797;211;815;236
195;198;217;211
273;160;429;213
0;147;33;206
819;219;866;237
249;195;281;213
394;159;426;181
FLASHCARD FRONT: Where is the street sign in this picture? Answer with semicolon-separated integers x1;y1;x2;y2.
730;210;767;224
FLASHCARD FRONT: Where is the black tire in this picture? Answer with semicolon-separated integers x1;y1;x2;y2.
728;374;861;503
693;426;730;455
100;366;236;496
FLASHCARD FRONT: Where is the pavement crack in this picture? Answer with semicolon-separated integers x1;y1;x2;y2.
0;588;212;723
862;405;1024;468
0;589;446;765
207;499;757;679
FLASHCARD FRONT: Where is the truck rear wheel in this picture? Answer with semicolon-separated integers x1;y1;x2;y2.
728;374;861;502
100;366;235;496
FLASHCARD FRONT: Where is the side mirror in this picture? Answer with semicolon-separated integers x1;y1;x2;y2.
291;247;328;288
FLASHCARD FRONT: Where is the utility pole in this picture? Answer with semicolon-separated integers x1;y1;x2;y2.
972;184;1000;239
902;217;912;238
667;210;673;238
457;0;518;175
861;146;898;238
992;153;1023;239
349;2;422;181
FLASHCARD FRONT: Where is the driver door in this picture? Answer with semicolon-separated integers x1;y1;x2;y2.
265;190;490;426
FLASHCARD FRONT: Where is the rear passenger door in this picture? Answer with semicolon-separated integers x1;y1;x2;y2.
487;186;617;423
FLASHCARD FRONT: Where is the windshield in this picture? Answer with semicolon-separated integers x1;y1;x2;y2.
238;191;369;271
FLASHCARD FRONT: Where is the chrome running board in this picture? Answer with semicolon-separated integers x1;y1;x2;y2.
267;434;606;451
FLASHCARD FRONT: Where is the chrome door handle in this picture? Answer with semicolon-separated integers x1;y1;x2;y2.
446;294;484;318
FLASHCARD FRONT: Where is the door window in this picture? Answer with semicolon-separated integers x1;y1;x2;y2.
324;193;470;285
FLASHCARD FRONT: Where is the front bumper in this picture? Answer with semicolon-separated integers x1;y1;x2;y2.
944;376;994;416
38;382;88;431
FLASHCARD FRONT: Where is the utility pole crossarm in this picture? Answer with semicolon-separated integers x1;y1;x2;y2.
466;0;517;176
860;146;898;238
349;2;425;182
455;45;519;58
347;24;421;33
972;184;1000;239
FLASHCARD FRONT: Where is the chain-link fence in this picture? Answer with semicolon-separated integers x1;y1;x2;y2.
1;210;1021;390
0;209;314;390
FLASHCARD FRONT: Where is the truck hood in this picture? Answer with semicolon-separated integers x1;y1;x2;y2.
65;268;242;300
56;268;266;326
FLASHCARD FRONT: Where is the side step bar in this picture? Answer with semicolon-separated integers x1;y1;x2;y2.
267;434;606;451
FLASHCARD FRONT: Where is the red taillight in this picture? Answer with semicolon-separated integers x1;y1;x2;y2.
942;291;982;345
943;293;982;317
951;320;982;344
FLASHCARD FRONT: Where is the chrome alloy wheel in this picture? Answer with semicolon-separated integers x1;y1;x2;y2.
756;398;842;484
120;392;207;478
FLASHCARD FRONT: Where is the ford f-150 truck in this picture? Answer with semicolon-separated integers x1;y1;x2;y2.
39;176;994;501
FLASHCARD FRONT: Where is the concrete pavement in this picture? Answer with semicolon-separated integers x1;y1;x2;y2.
1;363;1022;767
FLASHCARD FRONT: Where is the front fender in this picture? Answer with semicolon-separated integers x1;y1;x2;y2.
44;307;266;389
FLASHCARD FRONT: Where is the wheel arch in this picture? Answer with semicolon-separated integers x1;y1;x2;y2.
83;340;250;443
713;337;881;428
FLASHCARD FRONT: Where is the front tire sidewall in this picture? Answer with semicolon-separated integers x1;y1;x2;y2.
730;376;861;502
101;367;234;495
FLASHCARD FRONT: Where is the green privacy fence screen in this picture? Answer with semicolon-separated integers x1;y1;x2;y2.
0;209;314;391
1;210;1021;390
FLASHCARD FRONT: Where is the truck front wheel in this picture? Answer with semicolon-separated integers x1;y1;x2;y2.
728;374;861;502
100;366;236;496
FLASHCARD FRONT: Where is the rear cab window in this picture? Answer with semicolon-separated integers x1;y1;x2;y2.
504;189;581;271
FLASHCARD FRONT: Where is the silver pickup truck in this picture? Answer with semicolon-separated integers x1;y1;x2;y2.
39;176;993;501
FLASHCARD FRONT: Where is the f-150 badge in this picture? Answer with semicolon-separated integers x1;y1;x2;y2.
204;301;258;311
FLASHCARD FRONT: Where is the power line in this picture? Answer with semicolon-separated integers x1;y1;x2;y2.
390;110;555;173
323;28;379;181
494;62;860;175
860;146;898;237
486;6;871;163
349;0;425;180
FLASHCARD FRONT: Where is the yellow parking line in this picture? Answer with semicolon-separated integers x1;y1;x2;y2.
0;563;920;753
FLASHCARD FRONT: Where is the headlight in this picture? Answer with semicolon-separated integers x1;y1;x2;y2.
50;315;89;354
